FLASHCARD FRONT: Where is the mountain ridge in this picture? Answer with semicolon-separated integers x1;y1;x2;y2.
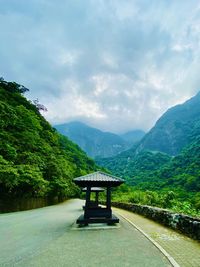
135;91;200;155
55;121;145;158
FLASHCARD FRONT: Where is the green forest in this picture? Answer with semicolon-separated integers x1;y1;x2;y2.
0;78;98;200
97;141;200;216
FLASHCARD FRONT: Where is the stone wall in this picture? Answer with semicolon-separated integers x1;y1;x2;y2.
111;202;200;241
0;197;65;213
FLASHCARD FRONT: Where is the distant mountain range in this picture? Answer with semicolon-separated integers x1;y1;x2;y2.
56;91;200;160
54;121;145;158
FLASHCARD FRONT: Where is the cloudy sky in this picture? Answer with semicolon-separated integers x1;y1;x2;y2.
1;0;200;133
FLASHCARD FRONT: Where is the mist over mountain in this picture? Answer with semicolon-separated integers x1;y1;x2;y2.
54;121;145;158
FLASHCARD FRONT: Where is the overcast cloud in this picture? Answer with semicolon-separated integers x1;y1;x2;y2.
1;0;200;133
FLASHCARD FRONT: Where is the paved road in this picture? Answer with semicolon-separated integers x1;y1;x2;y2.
0;199;171;267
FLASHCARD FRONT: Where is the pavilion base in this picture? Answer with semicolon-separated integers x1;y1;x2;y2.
76;214;119;226
82;204;102;210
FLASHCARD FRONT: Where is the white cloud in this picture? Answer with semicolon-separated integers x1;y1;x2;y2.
172;44;193;52
112;0;139;21
57;50;81;66
43;78;106;124
1;0;200;132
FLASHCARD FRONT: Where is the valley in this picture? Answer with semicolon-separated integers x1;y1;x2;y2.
1;78;200;217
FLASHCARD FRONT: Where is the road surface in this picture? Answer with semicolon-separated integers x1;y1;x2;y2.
0;199;172;267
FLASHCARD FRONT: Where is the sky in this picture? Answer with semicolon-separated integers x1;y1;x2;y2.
1;0;200;133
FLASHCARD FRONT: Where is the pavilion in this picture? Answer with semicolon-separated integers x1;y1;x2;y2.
74;171;124;225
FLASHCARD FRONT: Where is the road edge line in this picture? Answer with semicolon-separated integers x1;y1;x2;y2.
115;210;180;267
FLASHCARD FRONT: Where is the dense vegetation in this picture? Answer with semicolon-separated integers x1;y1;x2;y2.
97;139;200;216
97;150;171;184
111;186;200;217
0;79;98;199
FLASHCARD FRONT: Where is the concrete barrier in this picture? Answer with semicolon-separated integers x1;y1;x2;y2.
111;202;200;241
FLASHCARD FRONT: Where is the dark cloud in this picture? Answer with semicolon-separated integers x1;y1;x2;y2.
0;0;200;132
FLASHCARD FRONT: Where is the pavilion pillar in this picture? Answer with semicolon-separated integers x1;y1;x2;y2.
106;187;112;217
95;192;99;205
84;186;91;219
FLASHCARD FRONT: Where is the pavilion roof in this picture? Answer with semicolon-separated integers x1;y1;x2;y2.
74;171;124;187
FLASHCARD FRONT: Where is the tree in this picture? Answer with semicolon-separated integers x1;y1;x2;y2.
33;99;48;112
0;78;29;94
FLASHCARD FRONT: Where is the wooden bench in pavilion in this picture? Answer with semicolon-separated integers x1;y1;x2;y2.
74;171;124;226
82;187;104;209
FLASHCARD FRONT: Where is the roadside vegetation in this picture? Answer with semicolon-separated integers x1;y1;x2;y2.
111;185;200;218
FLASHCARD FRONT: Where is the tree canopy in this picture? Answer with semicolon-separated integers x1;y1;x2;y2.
0;79;98;198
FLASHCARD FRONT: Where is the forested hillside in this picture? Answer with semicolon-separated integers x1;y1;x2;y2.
97;150;171;184
0;79;97;199
97;136;200;213
97;137;200;193
156;136;200;192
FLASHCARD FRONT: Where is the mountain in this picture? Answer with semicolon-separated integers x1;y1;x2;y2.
97;92;200;193
54;121;133;158
120;130;145;144
136;92;200;155
0;79;97;199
